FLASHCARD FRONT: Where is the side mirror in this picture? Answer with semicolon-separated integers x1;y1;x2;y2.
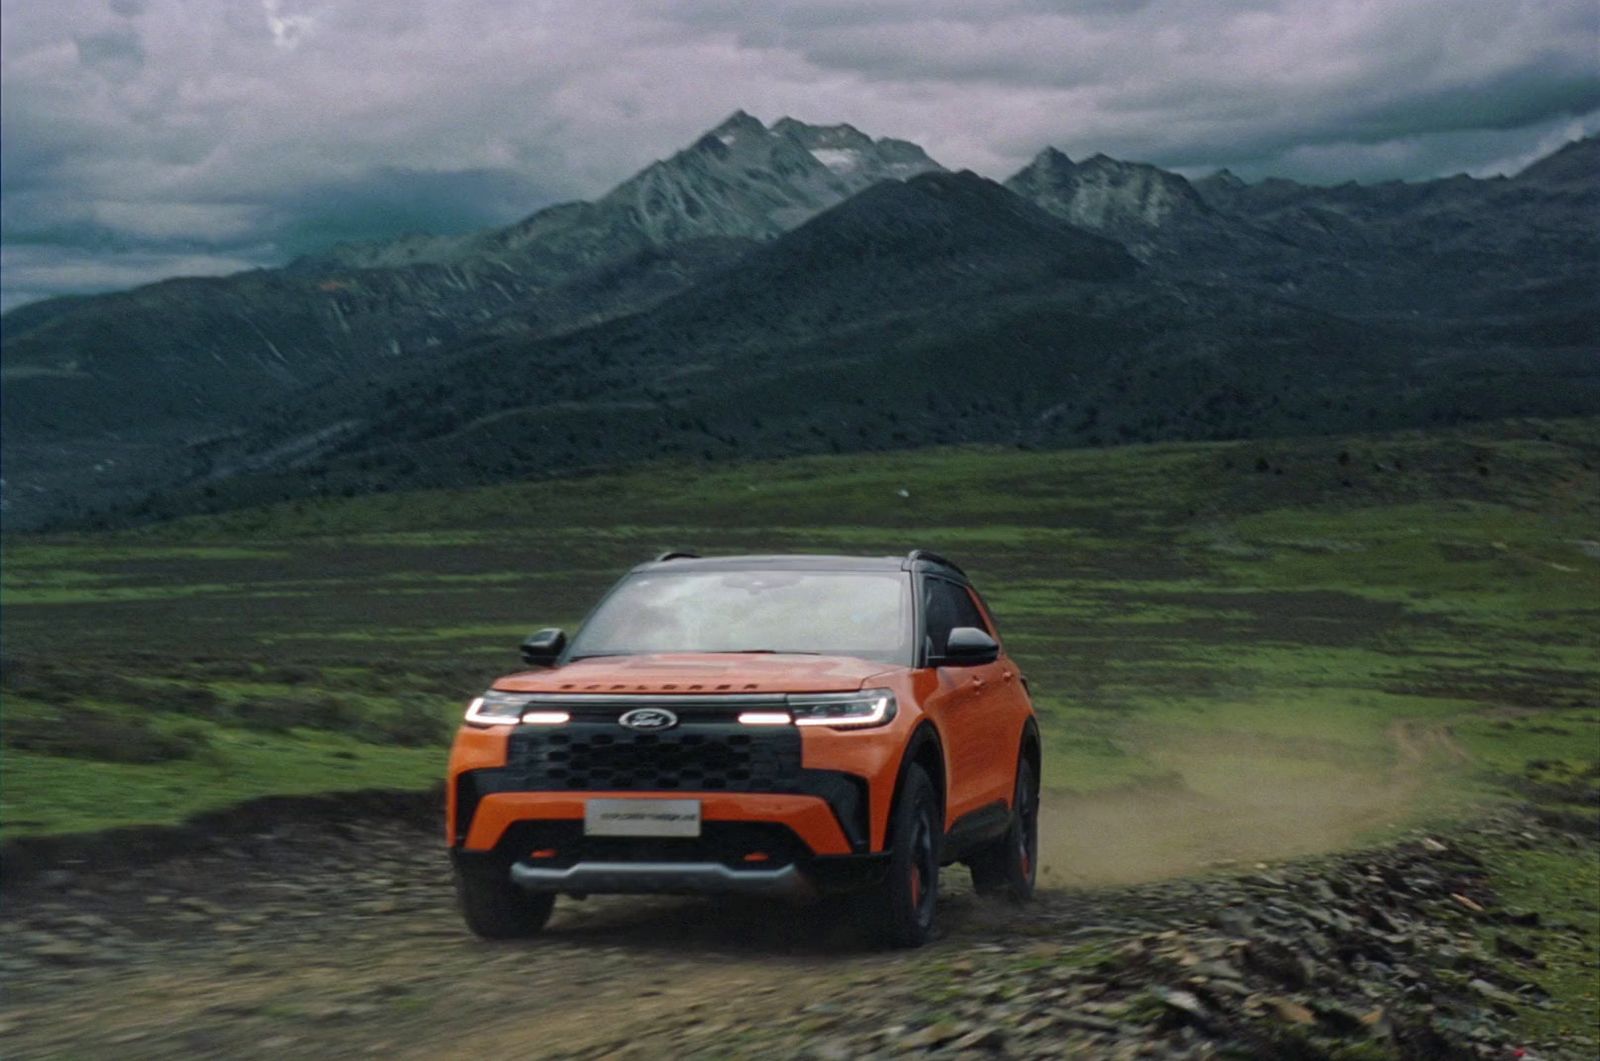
520;628;567;667
942;626;999;666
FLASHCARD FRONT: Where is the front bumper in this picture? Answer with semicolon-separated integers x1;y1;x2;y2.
452;844;890;899
509;859;813;898
461;791;856;856
452;720;874;853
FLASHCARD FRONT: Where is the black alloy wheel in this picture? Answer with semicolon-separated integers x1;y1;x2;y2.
455;863;557;939
969;756;1039;902
859;763;942;948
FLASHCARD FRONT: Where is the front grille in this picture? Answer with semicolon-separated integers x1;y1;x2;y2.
507;723;802;792
457;696;871;854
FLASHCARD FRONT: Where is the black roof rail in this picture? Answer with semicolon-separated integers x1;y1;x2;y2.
904;549;966;577
652;550;701;563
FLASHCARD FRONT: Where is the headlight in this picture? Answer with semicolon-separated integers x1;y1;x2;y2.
786;689;897;729
464;691;569;726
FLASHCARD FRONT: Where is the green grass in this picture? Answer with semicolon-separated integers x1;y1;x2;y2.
1467;839;1600;1047
1;736;444;836
1;417;1596;838
4;418;1597;1044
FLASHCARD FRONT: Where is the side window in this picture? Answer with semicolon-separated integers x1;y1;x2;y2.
968;588;1001;641
949;584;990;637
922;577;992;660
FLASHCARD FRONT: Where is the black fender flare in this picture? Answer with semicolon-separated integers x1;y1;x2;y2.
882;721;946;852
1018;716;1042;796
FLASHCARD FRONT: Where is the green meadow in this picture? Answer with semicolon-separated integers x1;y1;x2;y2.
2;417;1596;839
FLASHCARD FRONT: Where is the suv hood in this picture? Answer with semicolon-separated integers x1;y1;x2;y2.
494;653;900;695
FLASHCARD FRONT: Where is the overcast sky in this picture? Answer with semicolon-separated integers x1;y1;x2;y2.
3;0;1596;311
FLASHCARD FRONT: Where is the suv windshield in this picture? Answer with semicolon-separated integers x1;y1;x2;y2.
567;570;913;664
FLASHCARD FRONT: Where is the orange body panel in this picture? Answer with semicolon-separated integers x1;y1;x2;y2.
443;556;1042;952
464;791;853;855
444;724;511;845
442;553;1044;960
446;563;1037;862
792;668;921;851
918;658;1029;823
494;652;889;695
445;651;1033;854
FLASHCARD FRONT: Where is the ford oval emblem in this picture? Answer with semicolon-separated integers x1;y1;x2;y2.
619;707;679;731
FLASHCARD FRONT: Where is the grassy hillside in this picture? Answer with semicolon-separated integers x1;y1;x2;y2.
3;417;1597;839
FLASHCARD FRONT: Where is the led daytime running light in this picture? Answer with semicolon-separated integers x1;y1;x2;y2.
787;689;896;729
465;691;570;726
736;711;792;726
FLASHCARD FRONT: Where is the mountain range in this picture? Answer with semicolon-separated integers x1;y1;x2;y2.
3;113;1596;528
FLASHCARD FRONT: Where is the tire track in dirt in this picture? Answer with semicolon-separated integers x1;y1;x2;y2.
0;722;1474;1059
1035;719;1470;886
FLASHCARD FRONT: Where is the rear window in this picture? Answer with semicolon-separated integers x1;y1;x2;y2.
567;570;913;664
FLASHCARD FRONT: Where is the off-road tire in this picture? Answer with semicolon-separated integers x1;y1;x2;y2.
858;764;942;948
455;864;556;939
969;757;1039;902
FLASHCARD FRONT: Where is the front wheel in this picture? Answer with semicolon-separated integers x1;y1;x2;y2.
455;864;556;939
969;756;1039;902
857;764;942;948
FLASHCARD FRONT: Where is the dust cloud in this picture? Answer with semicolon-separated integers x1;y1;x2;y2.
1035;724;1466;886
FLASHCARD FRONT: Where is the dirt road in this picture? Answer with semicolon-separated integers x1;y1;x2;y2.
4;724;1568;1060
1039;721;1469;886
0;815;1135;1059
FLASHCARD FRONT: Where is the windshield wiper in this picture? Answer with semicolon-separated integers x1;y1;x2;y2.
720;649;822;655
568;650;825;659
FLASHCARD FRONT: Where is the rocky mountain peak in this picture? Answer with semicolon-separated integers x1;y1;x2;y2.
1010;147;1077;191
712;166;1138;307
1004;147;1209;236
770;117;870;148
704;109;767;148
1190;168;1250;211
770;116;942;181
1031;146;1075;169
1202;168;1246;190
594;112;945;244
785;168;1135;275
1513;135;1598;191
3;122;1596;531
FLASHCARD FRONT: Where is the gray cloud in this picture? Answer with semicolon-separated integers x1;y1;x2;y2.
270;166;564;257
0;244;268;313
73;25;144;80
2;0;1595;309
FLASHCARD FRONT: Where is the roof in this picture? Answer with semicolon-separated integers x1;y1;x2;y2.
629;550;968;581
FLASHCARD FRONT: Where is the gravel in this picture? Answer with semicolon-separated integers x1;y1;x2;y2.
0;808;1591;1059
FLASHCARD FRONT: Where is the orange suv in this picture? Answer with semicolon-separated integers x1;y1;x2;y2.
447;551;1040;947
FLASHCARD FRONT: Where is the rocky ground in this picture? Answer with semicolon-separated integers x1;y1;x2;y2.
1;808;1594;1060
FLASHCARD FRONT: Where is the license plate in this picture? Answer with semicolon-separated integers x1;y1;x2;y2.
584;798;702;837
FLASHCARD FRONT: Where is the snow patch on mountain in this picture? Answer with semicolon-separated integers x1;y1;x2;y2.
590;112;945;245
810;148;862;173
